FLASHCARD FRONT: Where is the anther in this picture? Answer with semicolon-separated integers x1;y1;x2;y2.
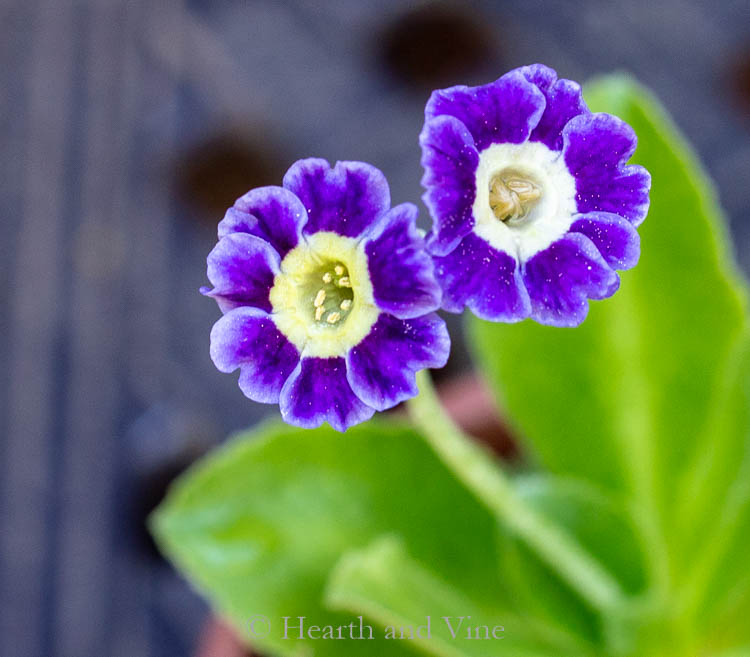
334;265;345;276
322;272;333;284
338;276;351;288
340;299;352;311
489;173;541;222
314;289;326;307
315;306;325;321
326;312;341;324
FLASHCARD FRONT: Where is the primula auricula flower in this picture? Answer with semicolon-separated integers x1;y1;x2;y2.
420;63;651;326
202;158;449;432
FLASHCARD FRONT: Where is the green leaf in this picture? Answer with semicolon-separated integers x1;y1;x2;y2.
326;535;592;657
672;335;750;614
497;475;648;629
151;419;504;656
678;381;750;648
495;475;658;654
469;75;748;585
513;476;648;596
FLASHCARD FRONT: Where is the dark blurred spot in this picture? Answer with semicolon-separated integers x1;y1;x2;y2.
131;452;204;561
174;131;286;222
126;404;218;562
731;48;750;116
379;2;495;89
471;419;518;462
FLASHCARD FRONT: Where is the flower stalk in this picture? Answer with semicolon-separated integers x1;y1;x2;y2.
408;369;627;613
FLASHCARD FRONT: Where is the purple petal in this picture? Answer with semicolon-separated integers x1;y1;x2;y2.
433;233;530;322
347;313;449;412
520;63;558;90
218;186;306;259
563;113;651;226
571;211;640;270
425;70;546;152
201;233;280;313
283;158;391;239
280;357;375;432
419;115;479;256
519;64;590;151
364;203;442;319
210;307;299;404
523;233;620;327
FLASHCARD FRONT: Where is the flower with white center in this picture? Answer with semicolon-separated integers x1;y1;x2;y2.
420;63;651;326
201;158;449;431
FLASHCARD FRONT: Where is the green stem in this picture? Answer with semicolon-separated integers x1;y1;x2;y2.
408;369;626;613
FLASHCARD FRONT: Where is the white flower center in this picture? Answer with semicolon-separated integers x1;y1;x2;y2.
472;142;577;261
269;231;379;358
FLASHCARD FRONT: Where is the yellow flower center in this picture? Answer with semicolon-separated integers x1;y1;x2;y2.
310;262;354;325
269;232;379;358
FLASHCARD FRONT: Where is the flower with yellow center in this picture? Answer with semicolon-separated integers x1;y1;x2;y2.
269;231;380;359
202;158;449;432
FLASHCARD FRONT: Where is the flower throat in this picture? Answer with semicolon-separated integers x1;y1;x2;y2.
310;262;354;325
489;170;541;224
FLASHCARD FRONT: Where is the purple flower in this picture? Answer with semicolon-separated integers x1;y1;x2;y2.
202;158;449;431
420;64;651;326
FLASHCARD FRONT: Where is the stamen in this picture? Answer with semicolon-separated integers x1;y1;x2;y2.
310;262;354;326
489;173;541;222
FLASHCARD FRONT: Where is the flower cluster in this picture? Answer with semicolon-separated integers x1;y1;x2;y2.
202;159;449;431
203;64;650;430
420;63;650;326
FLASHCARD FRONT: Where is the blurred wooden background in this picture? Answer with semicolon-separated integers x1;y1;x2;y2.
1;1;748;656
